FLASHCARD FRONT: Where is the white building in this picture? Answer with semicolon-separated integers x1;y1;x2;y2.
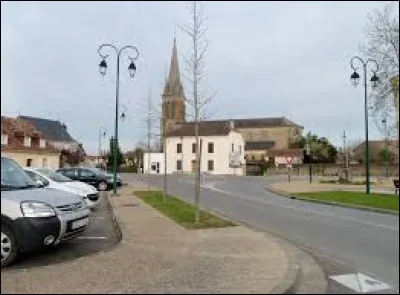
143;153;165;174
166;121;245;175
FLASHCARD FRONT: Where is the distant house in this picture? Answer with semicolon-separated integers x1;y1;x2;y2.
84;155;106;168
1;116;60;169
143;153;165;174
18;115;79;152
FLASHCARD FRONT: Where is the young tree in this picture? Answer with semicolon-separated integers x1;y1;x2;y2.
180;1;213;223
360;1;399;137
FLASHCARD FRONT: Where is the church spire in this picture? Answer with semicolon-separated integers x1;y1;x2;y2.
163;38;185;98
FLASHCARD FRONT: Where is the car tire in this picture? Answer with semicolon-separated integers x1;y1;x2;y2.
1;224;18;268
98;181;108;191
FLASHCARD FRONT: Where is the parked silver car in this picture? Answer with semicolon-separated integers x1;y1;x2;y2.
1;157;91;267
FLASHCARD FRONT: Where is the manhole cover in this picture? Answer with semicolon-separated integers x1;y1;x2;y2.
121;203;139;207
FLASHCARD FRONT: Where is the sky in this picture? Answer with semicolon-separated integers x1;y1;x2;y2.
1;1;397;154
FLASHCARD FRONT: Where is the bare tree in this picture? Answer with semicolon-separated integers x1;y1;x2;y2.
180;1;214;223
360;1;399;138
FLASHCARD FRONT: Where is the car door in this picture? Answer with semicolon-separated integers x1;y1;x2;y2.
78;169;98;186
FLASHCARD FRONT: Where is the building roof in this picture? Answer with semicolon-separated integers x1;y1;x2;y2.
245;141;275;151
162;38;185;99
167;121;234;137
1;116;42;137
182;117;303;129
1;116;59;153
18;115;76;142
167;116;302;138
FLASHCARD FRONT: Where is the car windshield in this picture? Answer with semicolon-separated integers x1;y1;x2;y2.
1;158;38;191
89;168;110;177
36;168;72;183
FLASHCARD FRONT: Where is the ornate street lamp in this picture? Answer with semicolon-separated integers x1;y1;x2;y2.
98;44;139;195
350;56;379;194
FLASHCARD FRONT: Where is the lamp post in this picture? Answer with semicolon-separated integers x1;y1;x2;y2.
350;56;379;195
98;44;139;195
382;118;389;178
98;127;107;166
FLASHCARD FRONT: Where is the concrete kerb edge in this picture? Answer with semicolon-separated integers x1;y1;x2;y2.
265;185;399;216
105;192;123;243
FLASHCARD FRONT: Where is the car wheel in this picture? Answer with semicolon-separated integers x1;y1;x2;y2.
1;224;18;268
98;181;108;191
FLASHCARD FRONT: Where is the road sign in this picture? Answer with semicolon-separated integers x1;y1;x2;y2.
285;156;293;164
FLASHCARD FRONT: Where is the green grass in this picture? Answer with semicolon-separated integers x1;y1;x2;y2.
296;191;399;212
134;191;237;229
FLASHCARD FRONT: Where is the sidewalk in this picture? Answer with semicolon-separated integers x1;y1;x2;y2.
1;185;292;294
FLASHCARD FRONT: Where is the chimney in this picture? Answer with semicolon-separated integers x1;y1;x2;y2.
229;120;235;130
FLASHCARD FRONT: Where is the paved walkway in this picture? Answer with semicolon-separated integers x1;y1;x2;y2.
1;185;290;294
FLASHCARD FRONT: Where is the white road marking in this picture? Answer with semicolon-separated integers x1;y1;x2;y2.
200;182;399;232
330;273;392;293
76;236;108;240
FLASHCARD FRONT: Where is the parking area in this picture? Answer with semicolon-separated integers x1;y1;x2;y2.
4;192;120;270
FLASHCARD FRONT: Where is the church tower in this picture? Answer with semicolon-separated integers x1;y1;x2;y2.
161;38;186;142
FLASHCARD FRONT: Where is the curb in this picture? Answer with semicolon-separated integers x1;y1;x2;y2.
265;186;399;216
105;192;123;243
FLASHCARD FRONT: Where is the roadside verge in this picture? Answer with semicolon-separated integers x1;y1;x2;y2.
266;184;399;216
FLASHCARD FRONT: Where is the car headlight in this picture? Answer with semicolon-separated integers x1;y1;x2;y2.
21;201;56;218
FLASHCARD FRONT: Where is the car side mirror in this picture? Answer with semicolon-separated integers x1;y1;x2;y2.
36;179;48;188
36;179;44;187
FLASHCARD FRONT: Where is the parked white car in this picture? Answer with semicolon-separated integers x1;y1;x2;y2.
23;167;100;209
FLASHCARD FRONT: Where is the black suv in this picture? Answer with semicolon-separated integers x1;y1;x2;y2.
56;167;113;191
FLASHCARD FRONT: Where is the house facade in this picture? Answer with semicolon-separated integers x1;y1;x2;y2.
166;122;245;175
1;116;60;169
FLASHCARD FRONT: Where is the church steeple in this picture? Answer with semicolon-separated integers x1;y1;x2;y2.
161;38;186;142
163;38;185;98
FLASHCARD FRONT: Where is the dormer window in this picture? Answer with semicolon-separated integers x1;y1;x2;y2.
39;139;46;148
1;134;8;145
24;136;31;147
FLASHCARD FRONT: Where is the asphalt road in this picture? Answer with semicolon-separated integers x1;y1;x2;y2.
5;192;119;270
124;173;399;294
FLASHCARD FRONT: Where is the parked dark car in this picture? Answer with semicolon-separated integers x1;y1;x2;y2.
56;167;121;191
